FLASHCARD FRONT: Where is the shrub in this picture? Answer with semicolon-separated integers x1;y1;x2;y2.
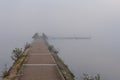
2;71;9;78
11;48;23;61
82;74;100;80
48;45;54;52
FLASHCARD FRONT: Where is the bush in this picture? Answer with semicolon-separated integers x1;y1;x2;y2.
82;74;100;80
48;45;54;52
2;71;9;78
11;48;23;61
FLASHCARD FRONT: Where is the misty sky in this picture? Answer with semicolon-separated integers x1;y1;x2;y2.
0;0;120;37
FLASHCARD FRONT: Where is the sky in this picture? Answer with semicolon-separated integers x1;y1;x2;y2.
0;0;120;38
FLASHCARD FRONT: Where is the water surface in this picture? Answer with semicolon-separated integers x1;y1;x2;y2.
49;36;120;80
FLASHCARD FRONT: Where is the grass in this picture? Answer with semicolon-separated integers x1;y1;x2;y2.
52;53;75;80
2;71;9;78
3;49;29;80
48;43;75;80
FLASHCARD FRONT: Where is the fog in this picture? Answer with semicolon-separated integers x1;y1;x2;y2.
1;0;120;36
0;0;120;80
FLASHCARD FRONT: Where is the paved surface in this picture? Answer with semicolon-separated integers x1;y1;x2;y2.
19;38;64;80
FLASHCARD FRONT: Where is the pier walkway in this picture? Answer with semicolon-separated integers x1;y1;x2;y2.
18;38;65;80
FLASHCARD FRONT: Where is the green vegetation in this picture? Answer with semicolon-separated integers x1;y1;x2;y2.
42;34;101;80
53;53;75;80
82;74;100;80
48;45;58;54
11;48;23;61
4;48;29;80
2;71;9;78
48;45;54;52
48;45;74;80
3;44;30;80
2;64;9;78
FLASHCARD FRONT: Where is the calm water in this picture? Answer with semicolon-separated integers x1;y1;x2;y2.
49;36;120;80
0;35;120;80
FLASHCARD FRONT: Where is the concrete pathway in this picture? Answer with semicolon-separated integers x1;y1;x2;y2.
18;39;65;80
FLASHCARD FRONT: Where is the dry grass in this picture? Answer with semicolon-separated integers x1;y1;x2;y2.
52;53;75;80
3;49;30;80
